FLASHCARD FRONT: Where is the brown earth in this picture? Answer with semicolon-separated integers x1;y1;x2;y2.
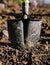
0;3;50;65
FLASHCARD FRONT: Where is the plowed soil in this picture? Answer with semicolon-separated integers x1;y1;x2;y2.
0;3;50;65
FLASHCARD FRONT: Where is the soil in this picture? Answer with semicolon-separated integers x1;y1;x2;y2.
0;2;50;65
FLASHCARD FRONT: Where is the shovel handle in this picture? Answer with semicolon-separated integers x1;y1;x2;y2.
22;2;29;19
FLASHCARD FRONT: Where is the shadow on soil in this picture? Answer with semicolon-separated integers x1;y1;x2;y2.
0;42;20;50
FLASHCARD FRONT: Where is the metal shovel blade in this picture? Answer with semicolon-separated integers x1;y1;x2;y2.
26;19;42;47
7;19;26;50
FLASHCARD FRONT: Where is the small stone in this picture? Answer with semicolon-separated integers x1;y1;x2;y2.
26;41;33;48
3;30;9;37
22;61;28;65
45;45;48;51
13;55;16;62
16;50;19;56
6;60;10;65
0;61;2;65
0;16;2;20
37;42;40;46
0;3;5;9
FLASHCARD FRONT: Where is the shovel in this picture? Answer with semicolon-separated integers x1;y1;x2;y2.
7;0;42;50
